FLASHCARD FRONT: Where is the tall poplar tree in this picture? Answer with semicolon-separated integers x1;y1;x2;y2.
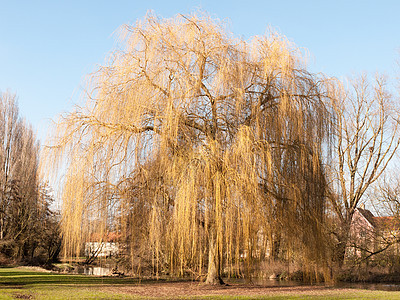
0;92;59;262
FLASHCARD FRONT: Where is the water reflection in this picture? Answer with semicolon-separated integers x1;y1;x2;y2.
67;269;400;291
75;266;111;276
225;278;304;287
225;278;400;291
336;282;400;291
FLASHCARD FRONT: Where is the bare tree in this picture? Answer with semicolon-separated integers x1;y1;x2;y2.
0;92;20;242
47;13;332;283
0;92;59;263
327;75;400;266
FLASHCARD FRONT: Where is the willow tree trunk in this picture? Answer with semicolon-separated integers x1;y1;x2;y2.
334;221;351;268
205;233;224;284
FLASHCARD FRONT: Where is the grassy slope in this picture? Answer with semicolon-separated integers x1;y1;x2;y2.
1;267;400;299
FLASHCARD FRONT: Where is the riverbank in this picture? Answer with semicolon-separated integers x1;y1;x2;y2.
2;267;400;299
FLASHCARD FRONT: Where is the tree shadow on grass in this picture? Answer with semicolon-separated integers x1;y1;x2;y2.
0;267;199;289
0;267;143;286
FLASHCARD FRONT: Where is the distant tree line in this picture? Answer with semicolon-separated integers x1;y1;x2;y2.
0;92;61;265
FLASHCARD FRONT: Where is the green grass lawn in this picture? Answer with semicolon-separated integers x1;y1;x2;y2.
1;267;400;299
0;267;141;299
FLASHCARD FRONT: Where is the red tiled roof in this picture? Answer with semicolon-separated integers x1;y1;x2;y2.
357;208;376;227
355;207;400;230
88;232;121;242
374;216;400;230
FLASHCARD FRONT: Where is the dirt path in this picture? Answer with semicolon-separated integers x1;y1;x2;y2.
100;281;367;298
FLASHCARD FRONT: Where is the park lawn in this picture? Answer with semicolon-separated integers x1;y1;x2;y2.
0;267;139;299
1;267;400;299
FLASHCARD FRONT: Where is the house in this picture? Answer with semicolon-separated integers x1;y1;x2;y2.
85;241;119;258
347;205;400;259
347;205;377;258
84;232;120;258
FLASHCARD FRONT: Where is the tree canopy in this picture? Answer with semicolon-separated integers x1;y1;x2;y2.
48;13;334;282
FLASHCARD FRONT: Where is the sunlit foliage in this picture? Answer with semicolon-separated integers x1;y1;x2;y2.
47;13;333;283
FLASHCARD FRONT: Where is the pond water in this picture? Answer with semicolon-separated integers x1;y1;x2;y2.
336;281;400;291
74;266;111;276
225;278;400;291
68;269;400;291
225;278;304;286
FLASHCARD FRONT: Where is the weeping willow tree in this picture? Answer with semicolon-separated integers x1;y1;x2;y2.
46;12;332;283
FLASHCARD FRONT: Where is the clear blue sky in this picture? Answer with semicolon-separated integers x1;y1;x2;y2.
1;0;399;143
